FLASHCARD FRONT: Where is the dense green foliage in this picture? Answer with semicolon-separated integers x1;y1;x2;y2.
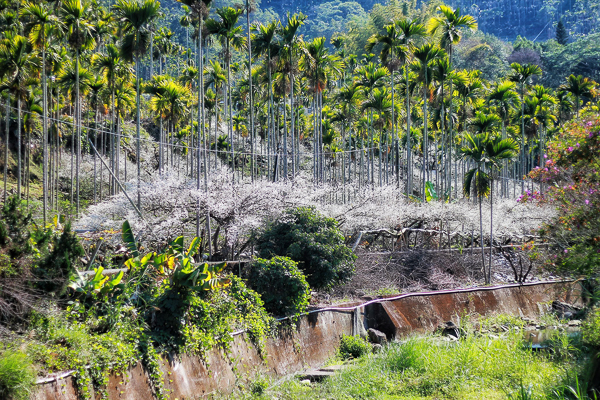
0;212;277;399
247;256;310;317
256;0;600;41
256;207;356;289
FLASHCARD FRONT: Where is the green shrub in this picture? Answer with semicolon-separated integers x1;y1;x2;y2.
36;222;84;294
0;350;35;400
256;207;356;289
583;307;600;347
249;375;269;395
247;257;310;317
338;335;370;360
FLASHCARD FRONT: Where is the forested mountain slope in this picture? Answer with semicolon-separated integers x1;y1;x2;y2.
259;0;598;40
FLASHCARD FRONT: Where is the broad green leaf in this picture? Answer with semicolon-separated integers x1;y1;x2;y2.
186;237;201;257
122;220;139;258
425;181;438;202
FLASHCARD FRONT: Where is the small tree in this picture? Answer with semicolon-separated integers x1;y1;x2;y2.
256;207;356;289
247;257;310;316
556;19;568;45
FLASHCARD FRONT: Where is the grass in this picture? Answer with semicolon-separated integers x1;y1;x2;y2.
0;349;36;400
230;327;591;400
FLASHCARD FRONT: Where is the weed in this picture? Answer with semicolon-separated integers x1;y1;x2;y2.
0;349;36;400
338;334;370;360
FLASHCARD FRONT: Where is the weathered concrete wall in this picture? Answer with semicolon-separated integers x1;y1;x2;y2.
33;281;582;399
33;307;356;399
365;282;582;338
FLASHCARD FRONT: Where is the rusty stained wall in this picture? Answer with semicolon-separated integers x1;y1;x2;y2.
365;282;582;338
33;308;356;400
33;282;582;399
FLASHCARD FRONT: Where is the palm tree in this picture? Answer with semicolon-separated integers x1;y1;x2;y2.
114;0;161;214
150;79;191;169
428;5;477;199
57;60;93;207
61;0;96;215
87;75;105;203
206;7;246;183
332;83;361;197
488;81;519;196
251;20;279;177
556;89;574;126
509;62;542;192
279;14;305;178
354;62;388;185
175;0;212;246
204;60;227;169
483;134;518;282
244;0;256;182
460;132;491;282
396;19;426;196
560;74;596;117
113;78;136;182
361;86;394;186
0;33;39;201
366;22;409;186
22;87;43;204
20;2;62;223
432;56;452;196
301;37;344;183
488;81;519;139
411;43;445;200
92;43;132;193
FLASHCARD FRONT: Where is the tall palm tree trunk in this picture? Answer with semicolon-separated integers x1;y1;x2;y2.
76;49;81;214
226;41;234;184
3;95;9;203
246;0;255;183
17;97;21;199
489;179;494;283
136;58;142;214
422;74;428;201
290;69;295;178
42;46;48;224
476;170;487;284
406;66;412;196
283;92;288;180
520;85;525;193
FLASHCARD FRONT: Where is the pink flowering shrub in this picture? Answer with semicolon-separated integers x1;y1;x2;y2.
525;114;600;275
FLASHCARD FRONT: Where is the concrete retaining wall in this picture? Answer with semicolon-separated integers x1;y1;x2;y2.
33;281;582;399
364;281;582;338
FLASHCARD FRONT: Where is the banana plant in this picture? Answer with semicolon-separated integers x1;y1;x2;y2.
121;220;230;291
68;266;124;298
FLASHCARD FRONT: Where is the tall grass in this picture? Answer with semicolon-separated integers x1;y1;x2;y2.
0;349;36;400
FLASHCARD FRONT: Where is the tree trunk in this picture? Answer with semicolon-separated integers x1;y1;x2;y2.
520;85;525;193
136;58;142;214
17;96;21;199
4;95;10;203
246;0;255;183
406;66;412;196
226;41;234;184
42;47;48;224
422;73;428;201
489;180;494;283
76;49;81;214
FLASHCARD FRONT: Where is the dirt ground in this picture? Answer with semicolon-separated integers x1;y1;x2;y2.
314;247;558;305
